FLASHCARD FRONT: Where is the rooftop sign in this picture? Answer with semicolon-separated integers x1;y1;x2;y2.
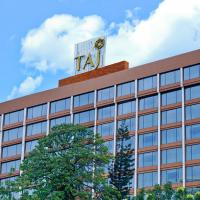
74;36;106;75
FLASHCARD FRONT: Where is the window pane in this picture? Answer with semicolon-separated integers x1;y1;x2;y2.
50;98;70;113
50;116;70;128
118;100;135;115
74;110;95;124
117;81;135;97
74;92;94;107
98;87;114;101
98;105;114;120
97;122;114;137
3;127;23;142
27;104;47;119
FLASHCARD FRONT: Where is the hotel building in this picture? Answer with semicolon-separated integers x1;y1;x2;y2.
0;49;200;195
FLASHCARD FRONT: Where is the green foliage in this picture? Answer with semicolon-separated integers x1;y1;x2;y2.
109;122;135;199
186;194;194;200
162;182;174;200
195;192;200;200
0;124;121;200
175;187;187;200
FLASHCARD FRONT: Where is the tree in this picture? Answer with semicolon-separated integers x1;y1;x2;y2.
0;124;121;200
195;192;200;200
175;187;187;200
162;183;174;200
109;122;135;199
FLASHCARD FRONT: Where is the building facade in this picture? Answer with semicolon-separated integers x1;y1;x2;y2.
0;49;200;195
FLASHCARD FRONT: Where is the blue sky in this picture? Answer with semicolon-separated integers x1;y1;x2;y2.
0;0;200;102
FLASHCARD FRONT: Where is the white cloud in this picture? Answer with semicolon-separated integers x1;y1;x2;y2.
17;0;200;99
7;75;43;100
20;0;200;75
20;14;105;74
107;0;200;66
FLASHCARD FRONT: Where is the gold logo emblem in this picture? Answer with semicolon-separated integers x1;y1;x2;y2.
75;38;105;72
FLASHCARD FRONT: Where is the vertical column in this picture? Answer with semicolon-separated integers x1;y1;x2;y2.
94;90;97;135
134;80;138;196
46;102;50;135
113;85;117;156
70;96;74;124
21;108;27;165
157;74;161;185
0;114;4;161
181;68;186;187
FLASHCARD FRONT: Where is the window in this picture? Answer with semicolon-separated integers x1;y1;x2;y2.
117;118;135;132
161;108;182;125
74;110;95;124
186;104;200;120
139;95;158;111
4;110;24;125
160;69;180;86
27;104;47;119
50;98;70;113
117;81;135;97
139;132;157;149
138;76;157;91
116;135;135;152
138;151;157;168
97;122;114;137
138;171;157;188
161;127;182;144
2;144;22;158
162;147;182;164
25;140;38;153
3;127;23;142
186;144;200;161
98;87;114;101
186;166;200;182
118;100;135;115
26;121;47;136
161;90;182;106
104;140;114;154
139;113;158;129
50;116;70;128
185;85;200;101
186;124;200;140
162;168;182;184
184;64;200;81
98;105;114;120
0;176;18;185
74;92;94;107
1;160;21;174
